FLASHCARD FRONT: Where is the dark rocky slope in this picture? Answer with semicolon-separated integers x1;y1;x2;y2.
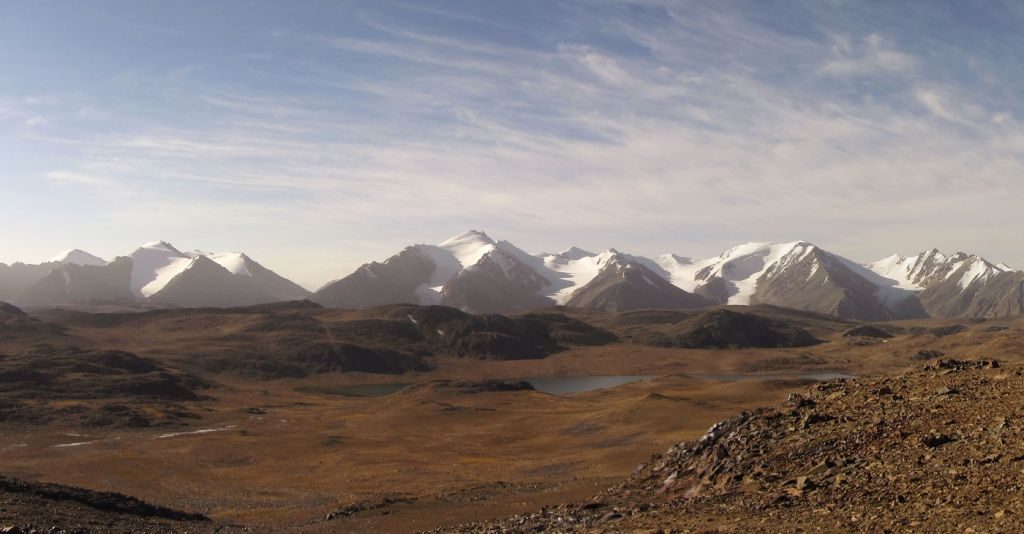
453;359;1022;532
0;475;210;532
149;255;274;308
631;309;823;349
311;247;435;309
0;348;206;427
441;249;554;314
751;248;905;321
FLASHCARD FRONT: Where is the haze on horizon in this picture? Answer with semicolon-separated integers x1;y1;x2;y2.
4;1;1024;289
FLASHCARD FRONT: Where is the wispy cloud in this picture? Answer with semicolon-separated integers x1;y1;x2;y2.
45;171;116;188
821;34;917;77
913;86;989;126
6;1;1024;284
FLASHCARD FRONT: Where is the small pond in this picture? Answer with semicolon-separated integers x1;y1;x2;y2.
300;375;656;398
300;372;855;398
523;375;656;395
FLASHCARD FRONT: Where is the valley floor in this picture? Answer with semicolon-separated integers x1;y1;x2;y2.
3;349;824;531
2;305;1023;532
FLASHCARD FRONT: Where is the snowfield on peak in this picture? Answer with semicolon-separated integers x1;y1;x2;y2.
865;249;1013;292
29;230;1024;319
130;242;191;297
868;253;929;291
409;231;502;304
436;230;497;269
683;241;815;305
540;249;620;304
128;242;301;300
206;252;252;277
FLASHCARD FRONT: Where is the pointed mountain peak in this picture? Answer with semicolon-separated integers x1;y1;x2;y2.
657;253;692;265
598;249;632;271
439;229;495;247
47;249;107;266
556;246;595;261
912;248;946;262
206;251;254;276
187;254;222;269
139;240;184;255
715;241;816;264
168;254;241;280
438;230;498;269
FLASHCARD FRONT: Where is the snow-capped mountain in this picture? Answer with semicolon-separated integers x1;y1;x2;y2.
313;231;709;314
564;251;710;312
148;255;275;308
857;248;1024;317
3;231;1023;318
0;242;309;308
313;230;561;313
47;249;108;267
867;249;1010;291
130;241;191;298
129;241;310;304
312;231;1024;319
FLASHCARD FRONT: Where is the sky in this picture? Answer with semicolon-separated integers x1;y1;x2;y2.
3;1;1024;289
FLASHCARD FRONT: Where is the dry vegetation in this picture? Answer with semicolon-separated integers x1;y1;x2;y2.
2;301;1023;531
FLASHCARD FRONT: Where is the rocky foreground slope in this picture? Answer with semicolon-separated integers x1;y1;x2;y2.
0;475;210;532
451;359;1024;532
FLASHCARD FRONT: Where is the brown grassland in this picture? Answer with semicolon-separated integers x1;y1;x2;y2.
1;302;1020;531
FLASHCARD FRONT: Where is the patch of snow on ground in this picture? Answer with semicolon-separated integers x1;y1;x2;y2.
53;437;119;448
156;425;237;439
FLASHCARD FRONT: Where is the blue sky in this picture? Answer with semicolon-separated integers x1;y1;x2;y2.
4;1;1024;288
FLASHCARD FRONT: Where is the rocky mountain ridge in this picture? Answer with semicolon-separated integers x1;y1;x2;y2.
0;241;310;309
313;231;1022;320
3;231;1021;319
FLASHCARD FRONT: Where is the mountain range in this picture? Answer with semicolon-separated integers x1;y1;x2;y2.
0;241;310;309
2;231;1021;320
